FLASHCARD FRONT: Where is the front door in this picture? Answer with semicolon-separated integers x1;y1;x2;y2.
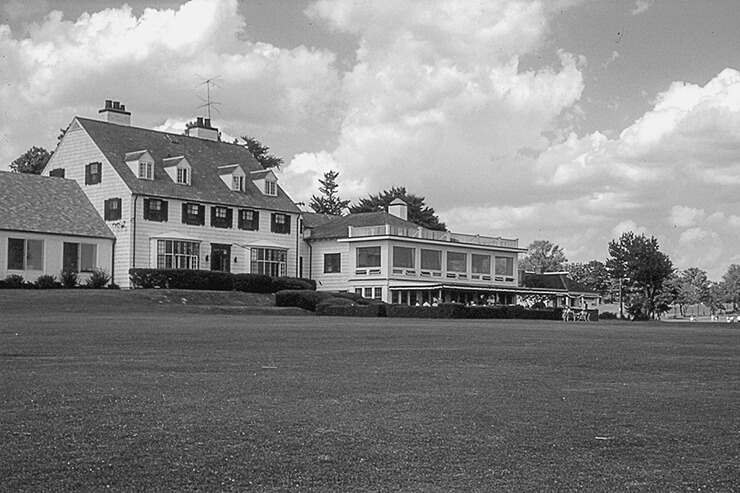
210;243;231;272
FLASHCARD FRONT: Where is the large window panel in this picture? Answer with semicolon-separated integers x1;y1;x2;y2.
251;248;287;277
471;254;491;274
80;244;96;272
156;240;200;270
495;257;514;276
324;253;341;273
392;246;415;269
63;242;79;272
26;240;44;271
357;246;381;268
446;251;467;273
7;238;25;270
420;249;442;270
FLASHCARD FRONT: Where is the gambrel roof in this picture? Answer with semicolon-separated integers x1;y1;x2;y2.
72;117;299;213
0;172;115;239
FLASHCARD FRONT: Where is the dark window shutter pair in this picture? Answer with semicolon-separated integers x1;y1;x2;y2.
181;203;205;226
49;168;65;178
104;198;122;221
271;213;291;234
143;198;168;222
211;207;233;229
238;209;259;231
85;162;101;185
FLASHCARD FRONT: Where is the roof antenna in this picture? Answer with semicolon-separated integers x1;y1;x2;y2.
195;75;223;120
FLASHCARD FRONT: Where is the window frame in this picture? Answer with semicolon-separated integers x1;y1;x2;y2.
138;161;153;180
62;242;96;273
49;168;65;178
211;206;233;229
176;167;190;185
271;213;291;234
238;209;260;231
323;253;341;273
392;246;415;269
357;246;381;268
85;162;102;185
7;238;44;271
181;203;205;226
143;198;168;222
104;198;122;221
471;253;491;275
251;248;287;277
264;180;277;196
420;249;442;271
446;251;467;273
495;256;515;277
156;239;201;270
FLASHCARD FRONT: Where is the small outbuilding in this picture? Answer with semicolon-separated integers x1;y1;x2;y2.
0;172;115;284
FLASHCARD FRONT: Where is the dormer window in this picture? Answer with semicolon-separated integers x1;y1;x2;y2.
177;168;189;185
233;175;245;192
125;150;154;181
139;161;153;180
265;179;277;196
250;169;279;196
163;156;191;186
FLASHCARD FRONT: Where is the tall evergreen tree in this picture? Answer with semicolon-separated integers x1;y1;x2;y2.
241;136;284;169
309;170;350;216
349;186;446;231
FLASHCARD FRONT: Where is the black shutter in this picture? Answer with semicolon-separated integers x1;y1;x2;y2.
270;213;276;233
161;201;168;222
226;208;233;228
284;215;291;234
143;198;151;220
85;164;92;185
252;210;259;231
182;203;188;224
198;205;205;225
210;207;217;227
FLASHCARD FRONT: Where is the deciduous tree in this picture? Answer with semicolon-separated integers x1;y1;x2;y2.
606;232;674;319
10;146;50;174
521;240;567;273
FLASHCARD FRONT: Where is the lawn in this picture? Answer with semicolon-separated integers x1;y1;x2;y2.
1;293;739;492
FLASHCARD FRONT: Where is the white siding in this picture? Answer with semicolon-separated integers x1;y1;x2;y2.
306;240;351;292
0;230;113;284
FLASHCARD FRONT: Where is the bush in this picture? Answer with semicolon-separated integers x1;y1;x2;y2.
233;274;274;293
316;303;386;317
275;290;323;311
271;276;316;292
2;274;26;289
384;304;566;320
599;311;617;319
35;274;60;289
60;271;78;288
86;269;111;289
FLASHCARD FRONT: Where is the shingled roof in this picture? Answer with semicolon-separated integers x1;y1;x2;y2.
522;272;594;294
0;172;114;239
305;211;420;240
73;118;299;213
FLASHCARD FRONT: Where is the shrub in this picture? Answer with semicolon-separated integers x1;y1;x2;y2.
129;269;168;289
233;274;274;293
2;274;26;289
165;270;234;291
599;311;617;320
275;290;323;311
60;270;78;288
86;268;111;289
316;303;386;317
35;274;60;289
271;276;316;292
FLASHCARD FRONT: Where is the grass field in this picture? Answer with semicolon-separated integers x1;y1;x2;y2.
1;292;739;492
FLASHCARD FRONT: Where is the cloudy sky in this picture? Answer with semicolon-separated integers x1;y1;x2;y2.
2;0;740;279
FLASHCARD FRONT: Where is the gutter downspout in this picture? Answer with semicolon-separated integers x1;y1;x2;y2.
296;214;301;277
130;194;138;288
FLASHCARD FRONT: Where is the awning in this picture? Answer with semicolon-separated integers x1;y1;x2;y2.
241;239;288;250
150;231;201;241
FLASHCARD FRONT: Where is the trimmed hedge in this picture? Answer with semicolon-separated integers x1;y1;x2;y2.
378;304;566;320
275;290;324;311
275;290;386;314
128;268;316;293
316;304;387;317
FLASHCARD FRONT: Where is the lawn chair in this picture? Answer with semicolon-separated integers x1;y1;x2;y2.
576;310;590;322
562;307;576;321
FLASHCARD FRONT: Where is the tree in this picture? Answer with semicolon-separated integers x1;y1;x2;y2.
673;267;710;317
309;170;350;216
606;232;674;320
10;146;51;174
721;264;740;311
566;260;611;298
521;240;567;273
241;136;283;169
349;186;446;231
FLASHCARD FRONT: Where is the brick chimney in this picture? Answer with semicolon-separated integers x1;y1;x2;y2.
388;198;408;221
98;100;131;126
187;117;219;141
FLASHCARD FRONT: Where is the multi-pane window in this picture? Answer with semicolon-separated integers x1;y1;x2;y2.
324;253;341;273
177;167;190;185
7;238;43;271
62;242;96;272
271;213;291;234
251;248;287;277
49;168;65;178
495;257;514;276
392;246;415;268
104;198;122;221
85;162;101;185
374;287;382;299
357;246;381;268
265;180;277;196
471;254;491;274
143;198;168;222
233;175;245;192
420;249;442;270
211;206;232;228
182;203;205;226
446;252;467;272
157;240;200;269
138;161;153;180
238;209;259;231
